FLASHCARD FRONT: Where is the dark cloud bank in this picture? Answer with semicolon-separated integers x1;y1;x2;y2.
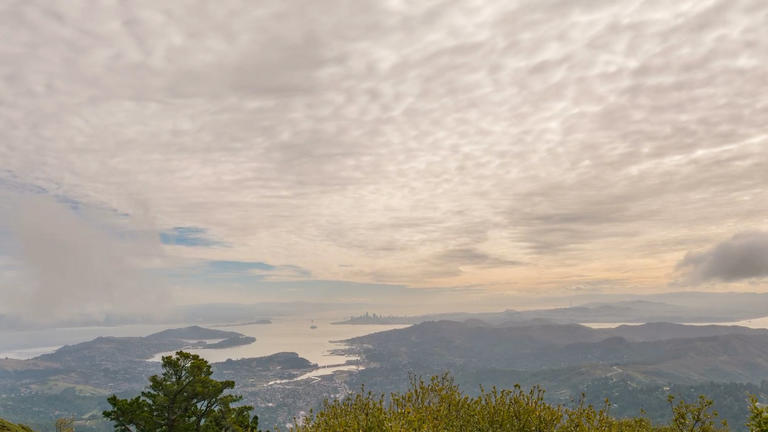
678;231;768;284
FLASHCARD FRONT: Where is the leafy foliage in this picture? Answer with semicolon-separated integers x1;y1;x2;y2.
0;418;36;432
662;395;728;432
103;351;261;432
291;374;751;432
747;397;768;432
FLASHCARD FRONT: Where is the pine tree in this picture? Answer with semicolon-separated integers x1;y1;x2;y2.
103;351;260;432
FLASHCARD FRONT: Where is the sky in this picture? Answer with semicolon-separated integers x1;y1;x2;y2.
1;0;767;323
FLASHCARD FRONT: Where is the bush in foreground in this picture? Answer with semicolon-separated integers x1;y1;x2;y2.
0;418;35;432
292;374;768;432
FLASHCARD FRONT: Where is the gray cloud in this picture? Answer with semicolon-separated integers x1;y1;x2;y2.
1;0;767;296
0;192;169;325
678;232;768;284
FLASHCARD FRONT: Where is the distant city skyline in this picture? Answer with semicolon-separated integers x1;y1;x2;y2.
1;0;767;324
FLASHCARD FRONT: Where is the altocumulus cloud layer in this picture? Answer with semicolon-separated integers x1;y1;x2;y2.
1;0;768;311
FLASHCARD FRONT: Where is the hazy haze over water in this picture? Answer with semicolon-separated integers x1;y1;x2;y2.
0;320;408;364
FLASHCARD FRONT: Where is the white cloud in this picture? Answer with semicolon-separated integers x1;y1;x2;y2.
0;0;767;298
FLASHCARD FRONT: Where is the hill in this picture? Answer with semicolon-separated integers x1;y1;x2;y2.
143;325;243;341
334;298;768;326
345;321;768;383
335;320;768;430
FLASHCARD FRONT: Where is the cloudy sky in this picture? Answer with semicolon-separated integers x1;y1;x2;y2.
1;0;767;321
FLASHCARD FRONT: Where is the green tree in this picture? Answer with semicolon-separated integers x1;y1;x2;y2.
747;396;768;432
662;395;728;432
103;351;260;432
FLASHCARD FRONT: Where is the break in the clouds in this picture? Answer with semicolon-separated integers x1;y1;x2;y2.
1;0;767;313
201;260;312;281
678;232;768;284
160;227;227;248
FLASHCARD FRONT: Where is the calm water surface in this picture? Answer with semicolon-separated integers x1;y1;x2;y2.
151;318;409;366
0;319;409;366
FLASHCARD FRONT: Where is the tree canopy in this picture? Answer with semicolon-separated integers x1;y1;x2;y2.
103;351;260;432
